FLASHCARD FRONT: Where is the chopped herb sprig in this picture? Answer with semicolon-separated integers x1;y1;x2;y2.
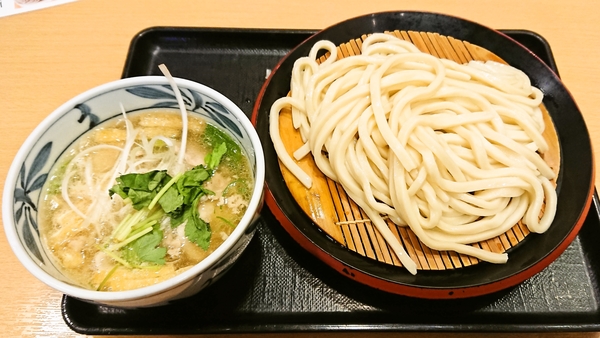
104;142;227;268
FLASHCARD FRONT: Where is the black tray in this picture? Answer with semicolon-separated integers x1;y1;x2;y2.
61;27;600;335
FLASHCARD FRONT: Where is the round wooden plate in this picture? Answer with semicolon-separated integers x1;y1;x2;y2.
252;11;594;299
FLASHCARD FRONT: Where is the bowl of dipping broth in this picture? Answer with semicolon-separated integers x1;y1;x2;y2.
3;73;265;307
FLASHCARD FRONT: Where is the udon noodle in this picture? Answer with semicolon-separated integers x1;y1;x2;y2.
269;33;557;275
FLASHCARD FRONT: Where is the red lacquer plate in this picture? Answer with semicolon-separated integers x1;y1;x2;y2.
252;11;594;299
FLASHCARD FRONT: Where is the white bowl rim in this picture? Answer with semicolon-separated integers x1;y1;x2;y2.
2;76;265;303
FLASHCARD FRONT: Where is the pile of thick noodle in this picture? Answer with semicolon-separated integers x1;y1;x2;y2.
269;33;557;275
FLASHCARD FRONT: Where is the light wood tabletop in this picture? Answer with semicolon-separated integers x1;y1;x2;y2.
1;0;600;337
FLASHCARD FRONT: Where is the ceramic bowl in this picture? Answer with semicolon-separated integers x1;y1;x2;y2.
3;76;265;307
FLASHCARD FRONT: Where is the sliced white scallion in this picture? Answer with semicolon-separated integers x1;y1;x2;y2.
158;64;188;175
61;144;124;221
110;104;138;185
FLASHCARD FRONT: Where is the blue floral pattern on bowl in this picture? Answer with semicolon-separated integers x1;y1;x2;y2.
7;77;258;285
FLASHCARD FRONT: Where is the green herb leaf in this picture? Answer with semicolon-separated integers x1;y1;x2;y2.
177;167;209;198
122;227;167;265
204;142;227;170
109;170;172;210
203;124;242;164
158;185;184;214
179;166;210;187
158;165;211;220
147;171;169;191
183;198;211;250
127;190;155;210
185;219;211;250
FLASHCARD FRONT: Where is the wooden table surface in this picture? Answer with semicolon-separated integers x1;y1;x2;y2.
1;0;599;337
